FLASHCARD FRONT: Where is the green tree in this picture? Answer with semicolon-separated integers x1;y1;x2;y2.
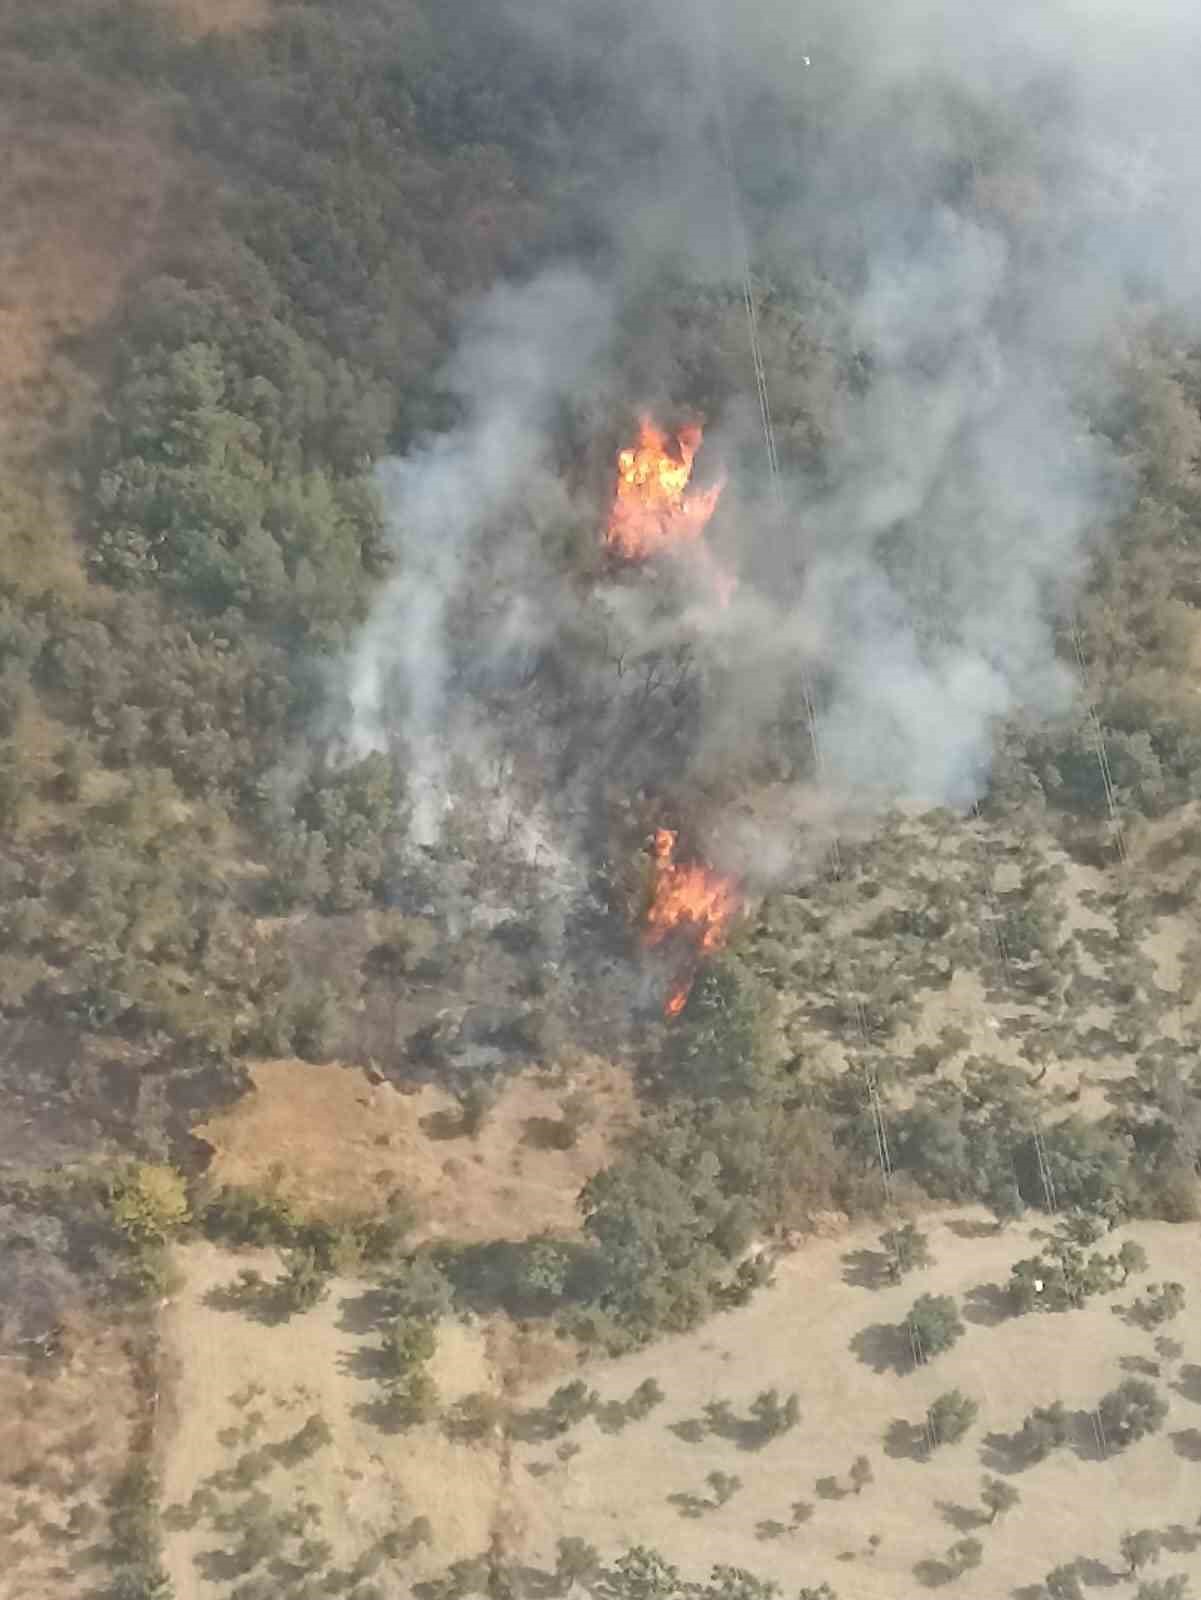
1098;1378;1168;1447
927;1390;978;1447
1044;1566;1085;1600
907;1294;964;1360
980;1475;1020;1523
1118;1241;1149;1283
275;1246;331;1314
1121;1530;1161;1576
849;1455;873;1495
547;1380;598;1432
1134;1578;1189;1600
948;1538;983;1574
881;1222;933;1281
110;1163;190;1246
603;1546;684;1600
707;1471;742;1507
555;1537;601;1593
1018;1400;1071;1462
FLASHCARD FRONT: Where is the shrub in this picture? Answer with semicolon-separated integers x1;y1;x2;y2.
907;1294;964;1360
927;1390;978;1447
1098;1378;1168;1447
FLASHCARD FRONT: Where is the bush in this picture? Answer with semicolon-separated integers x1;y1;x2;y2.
1098;1378;1168;1447
927;1390;978;1447
907;1294;964;1360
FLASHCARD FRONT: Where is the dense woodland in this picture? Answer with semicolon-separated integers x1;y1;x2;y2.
3;3;1201;1598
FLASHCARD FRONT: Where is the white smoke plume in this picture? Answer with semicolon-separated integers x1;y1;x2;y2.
346;0;1201;882
348;269;613;845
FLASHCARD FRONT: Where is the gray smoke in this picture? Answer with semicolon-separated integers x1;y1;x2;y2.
347;0;1201;881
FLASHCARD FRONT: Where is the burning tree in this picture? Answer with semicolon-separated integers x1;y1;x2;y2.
644;828;740;1017
607;417;725;562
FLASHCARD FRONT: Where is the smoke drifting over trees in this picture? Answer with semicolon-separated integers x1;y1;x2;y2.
346;0;1201;888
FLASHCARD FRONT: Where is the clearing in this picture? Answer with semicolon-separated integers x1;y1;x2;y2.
159;1209;1201;1598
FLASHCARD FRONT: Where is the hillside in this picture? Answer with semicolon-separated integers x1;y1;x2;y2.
1;3;1201;1600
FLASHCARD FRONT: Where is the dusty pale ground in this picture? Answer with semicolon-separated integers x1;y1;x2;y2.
196;1057;636;1243
160;1212;1201;1599
506;1212;1201;1596
158;1240;563;1599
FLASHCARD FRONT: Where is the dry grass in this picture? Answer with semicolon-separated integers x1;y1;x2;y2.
0;57;173;459
155;0;271;37
0;1318;141;1600
505;1213;1201;1596
160;1241;507;1600
158;1212;1201;1599
195;1056;637;1243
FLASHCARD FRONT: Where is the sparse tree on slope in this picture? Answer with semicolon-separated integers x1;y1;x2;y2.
980;1475;1020;1523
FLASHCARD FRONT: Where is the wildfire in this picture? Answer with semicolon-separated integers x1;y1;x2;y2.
645;826;739;1017
606;417;728;571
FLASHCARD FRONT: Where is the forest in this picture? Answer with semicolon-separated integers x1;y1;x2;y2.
3;2;1201;1599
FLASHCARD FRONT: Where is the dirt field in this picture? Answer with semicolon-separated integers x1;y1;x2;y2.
160;1211;1201;1598
505;1212;1201;1596
159;1241;517;1600
195;1057;636;1243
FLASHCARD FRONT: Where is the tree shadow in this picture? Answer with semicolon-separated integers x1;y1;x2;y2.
202;1278;290;1327
194;1547;252;1583
913;1558;954;1588
337;1344;394;1384
963;1282;1011;1327
668;1418;707;1444
1119;1355;1160;1378
508;1406;570;1444
418;1108;465;1141
935;1502;987;1534
1175;1364;1201;1404
508;1565;559;1599
850;1322;912;1376
1068;1409;1107;1463
945;1219;999;1240
1160;1523;1201;1555
815;1476;846;1501
336;1287;395;1336
1075;1556;1123;1587
1111;1299;1164;1333
884;1418;929;1462
526;1461;554;1479
594;1400;631;1435
1169;1428;1201;1460
842;1249;894;1290
755;1519;791;1542
666;1492;710;1520
350;1395;422;1435
978;1431;1031;1475
700;1399;787;1452
521;1116;573;1151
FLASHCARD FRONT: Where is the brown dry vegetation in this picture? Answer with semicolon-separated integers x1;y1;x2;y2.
0;1318;142;1600
0;57;173;459
196;1057;637;1243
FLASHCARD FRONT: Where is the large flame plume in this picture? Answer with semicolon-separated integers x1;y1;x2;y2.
606;417;729;591
644;826;740;1017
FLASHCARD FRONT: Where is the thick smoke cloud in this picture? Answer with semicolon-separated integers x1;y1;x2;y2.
348;0;1201;882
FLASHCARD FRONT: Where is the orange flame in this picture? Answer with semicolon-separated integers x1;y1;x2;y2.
607;417;728;574
645;827;739;1017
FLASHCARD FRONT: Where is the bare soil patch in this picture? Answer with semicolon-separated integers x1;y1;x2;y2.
195;1056;636;1243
